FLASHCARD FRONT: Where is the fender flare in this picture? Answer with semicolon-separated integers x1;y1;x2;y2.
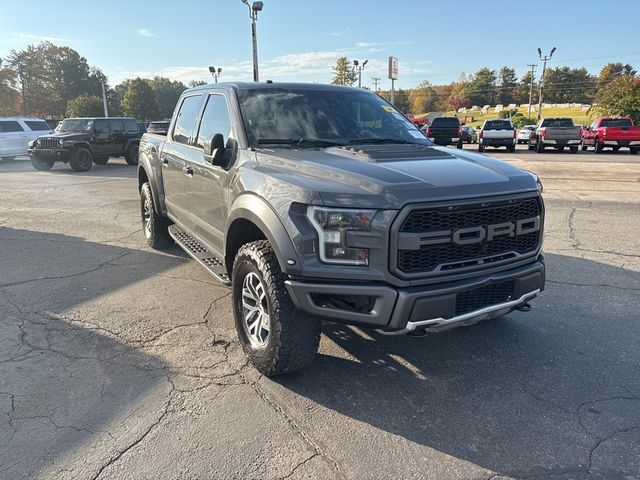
70;142;94;154
124;138;140;153
226;194;301;274
137;150;165;215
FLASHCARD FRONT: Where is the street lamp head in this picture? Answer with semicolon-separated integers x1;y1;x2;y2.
209;66;216;73
218;68;222;74
241;0;249;5
550;47;556;56
363;60;368;67
252;1;263;11
353;60;359;66
537;47;542;57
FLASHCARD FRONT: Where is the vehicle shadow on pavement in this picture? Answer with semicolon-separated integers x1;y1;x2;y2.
43;160;138;178
277;253;640;478
0;227;189;479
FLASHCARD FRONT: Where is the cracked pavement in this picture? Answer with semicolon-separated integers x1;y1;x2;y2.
0;149;639;479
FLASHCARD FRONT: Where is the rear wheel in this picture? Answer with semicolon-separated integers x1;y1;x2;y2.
140;182;173;249
30;156;54;171
630;147;639;155
125;144;139;165
536;140;545;153
456;140;463;149
232;240;321;376
69;147;93;172
570;146;579;154
581;139;588;151
93;156;109;165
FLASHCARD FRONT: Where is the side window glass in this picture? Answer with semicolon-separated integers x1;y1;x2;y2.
196;95;232;150
94;119;109;133
0;121;24;133
109;119;124;132
172;95;203;145
124;119;139;133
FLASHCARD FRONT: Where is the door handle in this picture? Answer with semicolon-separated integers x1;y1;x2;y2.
161;156;168;166
183;166;194;177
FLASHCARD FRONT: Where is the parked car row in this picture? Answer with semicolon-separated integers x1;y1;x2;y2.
420;115;640;155
0;117;53;160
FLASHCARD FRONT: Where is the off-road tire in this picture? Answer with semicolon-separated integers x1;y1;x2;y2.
93;156;109;165
69;147;93;172
30;156;54;171
536;140;545;153
570;146;578;154
456;140;463;149
232;240;321;376
140;182;173;249
594;138;603;153
125;144;139;165
507;145;516;153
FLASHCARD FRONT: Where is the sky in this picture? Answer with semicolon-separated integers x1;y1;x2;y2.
2;0;640;89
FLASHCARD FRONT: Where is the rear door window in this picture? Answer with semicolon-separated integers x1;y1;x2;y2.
24;120;51;131
0;121;25;133
172;95;204;145
123;119;139;133
109;119;124;132
94;119;110;133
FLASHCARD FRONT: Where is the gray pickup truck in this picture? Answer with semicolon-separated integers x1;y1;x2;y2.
137;82;545;375
529;117;582;153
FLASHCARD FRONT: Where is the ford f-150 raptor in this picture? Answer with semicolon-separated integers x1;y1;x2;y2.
137;82;545;376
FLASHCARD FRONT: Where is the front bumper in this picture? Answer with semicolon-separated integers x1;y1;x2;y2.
285;258;545;333
28;148;71;161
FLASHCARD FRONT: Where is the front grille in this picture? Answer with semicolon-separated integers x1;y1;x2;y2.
397;197;542;274
454;280;515;317
38;138;58;149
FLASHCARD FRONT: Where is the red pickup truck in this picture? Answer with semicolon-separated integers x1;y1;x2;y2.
581;117;640;154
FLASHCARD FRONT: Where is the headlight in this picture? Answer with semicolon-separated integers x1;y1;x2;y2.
36;138;41;146
28;140;36;148
58;139;65;146
307;206;376;265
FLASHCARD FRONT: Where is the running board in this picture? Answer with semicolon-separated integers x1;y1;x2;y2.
168;225;230;285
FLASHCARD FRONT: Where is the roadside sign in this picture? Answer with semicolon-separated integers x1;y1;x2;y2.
388;57;398;80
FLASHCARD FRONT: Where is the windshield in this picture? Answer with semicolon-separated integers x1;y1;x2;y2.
237;88;431;147
60;119;93;133
600;118;633;128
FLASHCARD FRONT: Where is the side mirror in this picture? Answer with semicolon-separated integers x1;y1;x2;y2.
205;133;225;164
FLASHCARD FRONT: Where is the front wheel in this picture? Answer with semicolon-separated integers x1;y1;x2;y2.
140;182;173;249
125;144;139;165
69;147;93;172
581;140;588;151
232;240;321;376
30;156;54;171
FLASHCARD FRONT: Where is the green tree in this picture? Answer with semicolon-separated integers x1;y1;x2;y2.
149;76;186;119
595;76;640;124
515;70;536;106
497;66;518;105
467;68;497;106
543;67;596;103
0;58;20;115
188;80;206;87
65;94;104;117
596;62;636;92
120;78;159;121
331;57;357;86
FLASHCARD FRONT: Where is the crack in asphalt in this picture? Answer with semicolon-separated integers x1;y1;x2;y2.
547;279;640;292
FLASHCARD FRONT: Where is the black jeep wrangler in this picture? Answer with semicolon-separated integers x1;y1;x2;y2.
28;117;141;172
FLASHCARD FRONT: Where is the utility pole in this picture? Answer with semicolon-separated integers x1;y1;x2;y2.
537;47;556;121
526;64;537;119
371;77;381;92
241;1;263;82
100;80;109;117
353;59;368;88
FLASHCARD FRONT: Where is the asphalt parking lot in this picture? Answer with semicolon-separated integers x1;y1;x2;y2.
1;146;639;480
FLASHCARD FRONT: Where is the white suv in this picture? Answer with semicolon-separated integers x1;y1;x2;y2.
0;117;53;160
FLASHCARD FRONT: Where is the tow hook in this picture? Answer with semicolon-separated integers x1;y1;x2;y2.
407;329;428;338
515;302;532;312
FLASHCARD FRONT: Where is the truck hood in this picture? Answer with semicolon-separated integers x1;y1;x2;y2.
41;132;90;141
254;144;538;209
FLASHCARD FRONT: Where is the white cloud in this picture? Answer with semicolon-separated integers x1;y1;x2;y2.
329;28;351;37
138;29;157;38
17;33;67;42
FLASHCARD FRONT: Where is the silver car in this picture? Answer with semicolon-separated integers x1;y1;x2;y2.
517;125;536;144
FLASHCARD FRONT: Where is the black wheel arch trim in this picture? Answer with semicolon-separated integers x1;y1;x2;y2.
226;194;301;276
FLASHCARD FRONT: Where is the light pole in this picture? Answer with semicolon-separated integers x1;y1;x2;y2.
353;59;368;88
536;47;556;121
208;66;222;83
241;0;263;82
100;80;109;117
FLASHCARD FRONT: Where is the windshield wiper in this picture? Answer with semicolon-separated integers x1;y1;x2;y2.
256;138;345;148
349;138;418;145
